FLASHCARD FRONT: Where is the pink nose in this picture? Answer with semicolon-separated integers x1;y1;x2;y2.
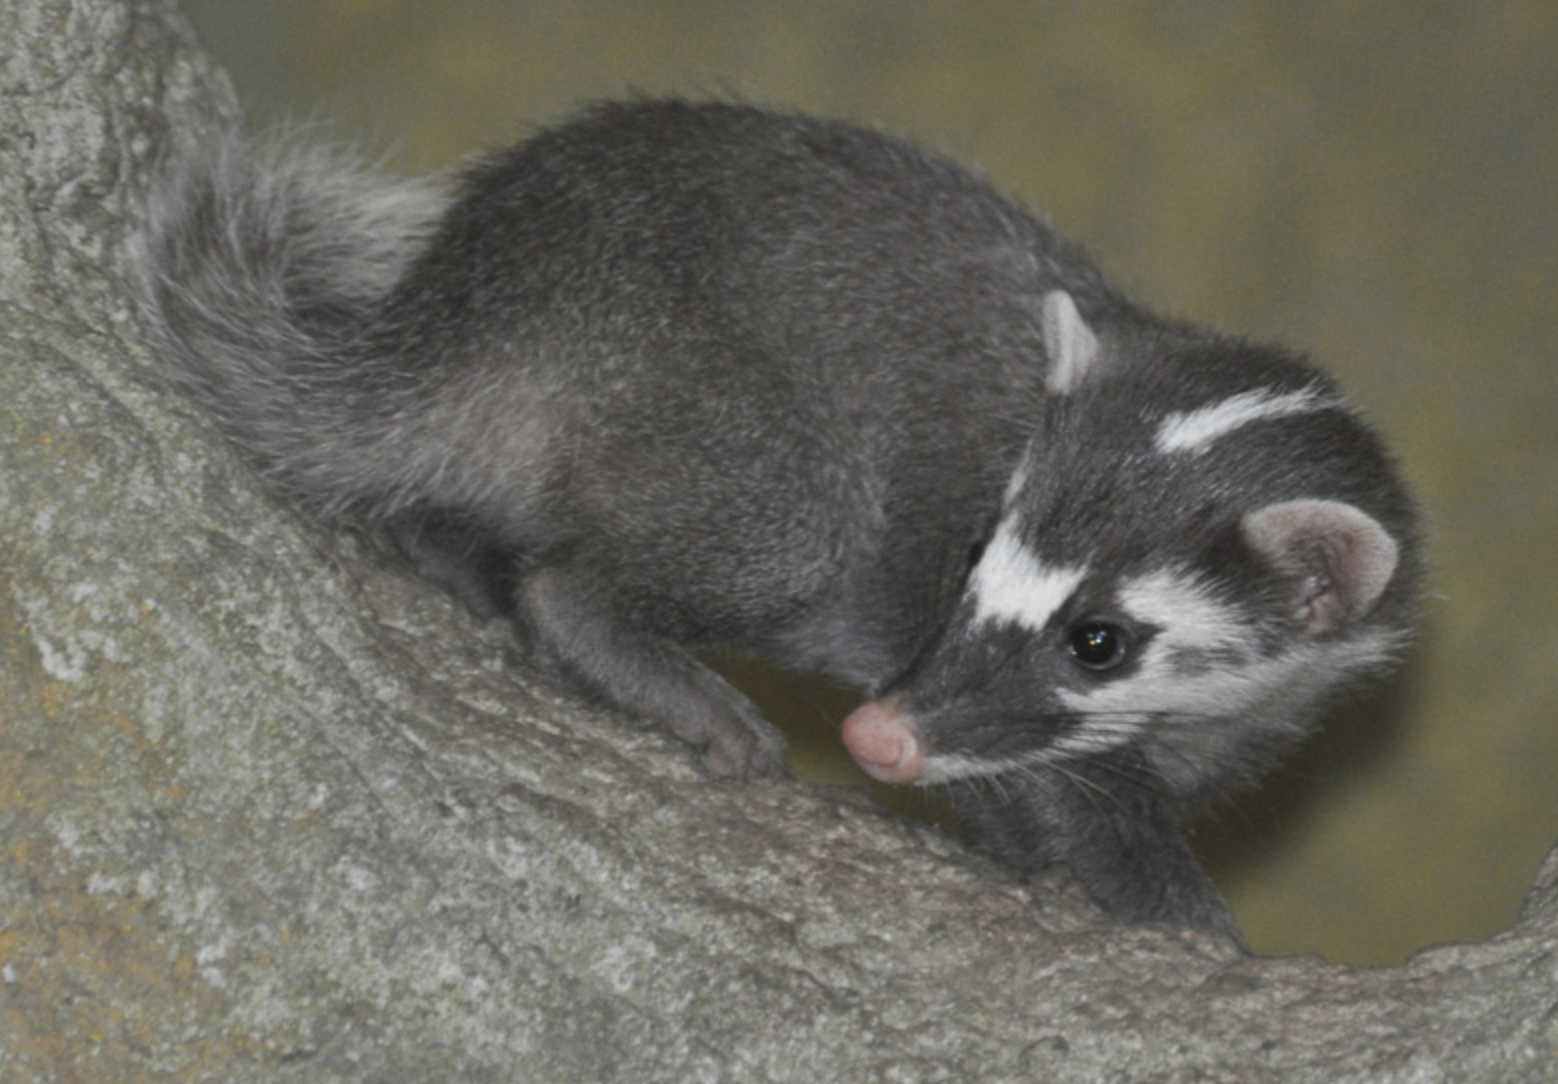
841;700;924;784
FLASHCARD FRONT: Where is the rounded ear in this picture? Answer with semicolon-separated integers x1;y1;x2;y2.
1241;499;1400;635
1041;290;1100;395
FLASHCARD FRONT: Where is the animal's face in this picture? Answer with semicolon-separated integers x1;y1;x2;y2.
854;463;1278;791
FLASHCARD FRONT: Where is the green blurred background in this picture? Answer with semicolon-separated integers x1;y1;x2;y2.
175;0;1558;966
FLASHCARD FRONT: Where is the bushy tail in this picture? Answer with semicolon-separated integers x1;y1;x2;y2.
133;132;450;515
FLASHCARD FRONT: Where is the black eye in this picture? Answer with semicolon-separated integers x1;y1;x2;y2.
1068;621;1129;671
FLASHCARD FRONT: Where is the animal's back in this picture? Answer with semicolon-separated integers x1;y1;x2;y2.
362;100;1130;680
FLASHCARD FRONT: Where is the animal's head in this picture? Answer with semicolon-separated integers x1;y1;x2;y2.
844;291;1420;802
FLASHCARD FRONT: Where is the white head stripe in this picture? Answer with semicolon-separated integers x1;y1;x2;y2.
1155;386;1337;455
970;521;1086;632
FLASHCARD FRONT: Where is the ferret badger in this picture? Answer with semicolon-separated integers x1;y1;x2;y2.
135;98;1420;942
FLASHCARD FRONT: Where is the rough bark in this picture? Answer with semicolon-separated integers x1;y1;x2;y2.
1;1;1555;1081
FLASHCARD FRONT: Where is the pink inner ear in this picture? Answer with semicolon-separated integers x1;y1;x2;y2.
1241;499;1400;634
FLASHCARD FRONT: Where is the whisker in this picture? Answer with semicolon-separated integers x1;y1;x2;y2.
1025;761;1133;818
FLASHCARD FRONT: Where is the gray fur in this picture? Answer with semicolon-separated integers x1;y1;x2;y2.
135;99;1421;941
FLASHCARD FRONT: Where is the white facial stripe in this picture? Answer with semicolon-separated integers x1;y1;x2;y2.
919;746;1069;785
919;753;1018;785
918;722;1142;785
1060;650;1264;735
1000;453;1032;509
1050;725;1139;758
970;520;1086;632
1118;568;1244;656
1155;385;1337;455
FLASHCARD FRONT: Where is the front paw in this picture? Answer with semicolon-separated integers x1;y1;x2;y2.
669;711;791;781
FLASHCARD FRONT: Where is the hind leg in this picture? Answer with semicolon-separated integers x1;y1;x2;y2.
387;509;520;620
517;566;790;780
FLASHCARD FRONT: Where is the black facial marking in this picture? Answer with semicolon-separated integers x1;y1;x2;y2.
966;538;987;574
